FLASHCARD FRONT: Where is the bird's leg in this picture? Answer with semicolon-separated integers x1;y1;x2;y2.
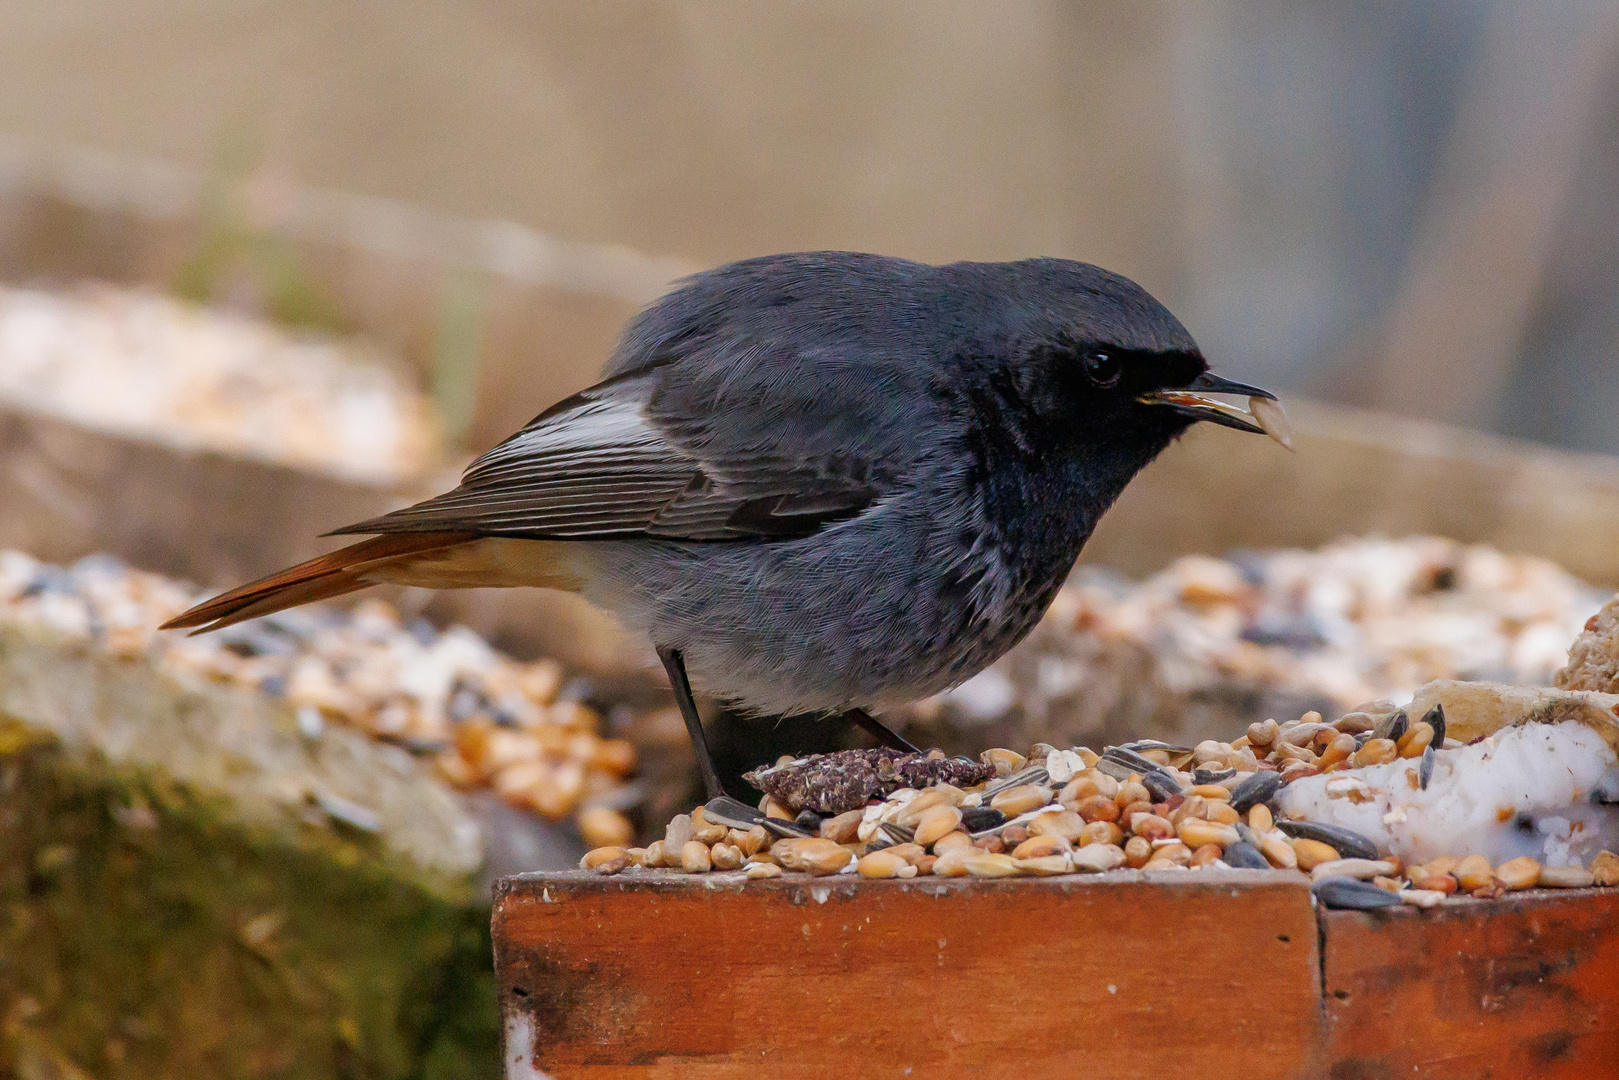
656;645;728;803
843;707;922;754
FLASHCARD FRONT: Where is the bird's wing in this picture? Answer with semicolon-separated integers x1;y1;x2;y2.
332;373;883;541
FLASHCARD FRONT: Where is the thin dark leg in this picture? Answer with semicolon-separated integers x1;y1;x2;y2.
657;645;727;802
844;708;922;753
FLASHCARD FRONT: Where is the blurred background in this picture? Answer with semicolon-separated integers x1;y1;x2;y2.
6;0;1619;447
3;4;1619;1078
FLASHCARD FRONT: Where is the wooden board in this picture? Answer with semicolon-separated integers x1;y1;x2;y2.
494;870;1326;1080
1322;889;1619;1079
495;873;1619;1079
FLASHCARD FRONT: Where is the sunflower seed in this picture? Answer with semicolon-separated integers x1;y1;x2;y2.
1277;820;1378;861
1371;709;1408;743
761;816;817;839
1229;771;1282;814
703;796;766;831
1094;758;1136;782
960;807;1008;833
1102;746;1165;775
1421;703;1446;747
1142;770;1184;802
1222;841;1271;869
980;766;1050;800
879;821;916;845
1419;745;1435;791
1192;766;1237;785
1313;877;1402;911
1117;740;1192;757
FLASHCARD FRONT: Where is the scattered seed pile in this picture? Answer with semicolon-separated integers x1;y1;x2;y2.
1557;589;1619;694
0;550;640;846
0;284;441;483
582;700;1619;909
926;537;1600;748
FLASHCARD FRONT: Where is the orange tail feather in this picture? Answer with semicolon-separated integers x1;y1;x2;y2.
160;532;474;634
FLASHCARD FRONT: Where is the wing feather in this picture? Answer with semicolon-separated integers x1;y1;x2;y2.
332;377;880;541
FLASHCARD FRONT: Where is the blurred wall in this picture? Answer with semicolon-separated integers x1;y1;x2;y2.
0;2;1188;284
2;1;1619;452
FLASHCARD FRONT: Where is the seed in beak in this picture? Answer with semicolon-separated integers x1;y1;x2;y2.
1249;396;1295;451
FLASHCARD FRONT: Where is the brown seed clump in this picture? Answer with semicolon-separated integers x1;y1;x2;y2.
743;748;993;815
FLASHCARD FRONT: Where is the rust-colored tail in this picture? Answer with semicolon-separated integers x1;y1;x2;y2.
160;532;474;634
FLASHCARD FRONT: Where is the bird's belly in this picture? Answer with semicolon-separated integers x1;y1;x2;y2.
575;515;1080;717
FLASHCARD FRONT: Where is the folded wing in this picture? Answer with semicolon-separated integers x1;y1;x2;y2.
333;374;880;542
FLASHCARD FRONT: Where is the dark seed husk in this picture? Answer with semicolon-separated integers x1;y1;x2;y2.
761;816;817;839
1193;766;1237;785
744;748;994;815
1372;709;1409;743
1222;841;1271;870
1421;703;1446;747
1103;746;1166;775
1094;758;1137;782
1102;746;1185;800
1229;771;1282;814
1117;740;1192;757
981;766;1051;800
1419;745;1435;791
794;808;824;829
1278;820;1379;861
1142;770;1184;802
704;795;766;830
880;821;916;844
1234;822;1261;847
1130;740;1197;771
1314;877;1402;911
960;807;1008;833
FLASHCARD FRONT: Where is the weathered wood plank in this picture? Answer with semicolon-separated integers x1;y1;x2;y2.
1322;888;1619;1080
494;870;1325;1080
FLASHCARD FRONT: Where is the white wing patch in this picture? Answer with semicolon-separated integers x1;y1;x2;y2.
333;377;882;540
468;396;670;480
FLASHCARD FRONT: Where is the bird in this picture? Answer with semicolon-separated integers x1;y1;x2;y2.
162;251;1289;808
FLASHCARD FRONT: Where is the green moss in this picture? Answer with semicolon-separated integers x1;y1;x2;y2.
0;625;485;899
0;720;498;1080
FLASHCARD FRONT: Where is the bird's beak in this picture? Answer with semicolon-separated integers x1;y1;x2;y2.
1137;372;1293;449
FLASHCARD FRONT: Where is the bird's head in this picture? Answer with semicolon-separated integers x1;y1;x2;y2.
987;258;1292;455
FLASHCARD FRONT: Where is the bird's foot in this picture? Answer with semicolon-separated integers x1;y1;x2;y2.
843;707;922;753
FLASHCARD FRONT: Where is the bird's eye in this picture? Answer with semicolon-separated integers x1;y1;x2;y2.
1083;351;1121;388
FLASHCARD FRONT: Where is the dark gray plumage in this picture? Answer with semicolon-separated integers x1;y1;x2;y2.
167;252;1283;790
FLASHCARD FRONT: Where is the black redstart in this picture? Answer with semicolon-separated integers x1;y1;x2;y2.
164;252;1289;803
